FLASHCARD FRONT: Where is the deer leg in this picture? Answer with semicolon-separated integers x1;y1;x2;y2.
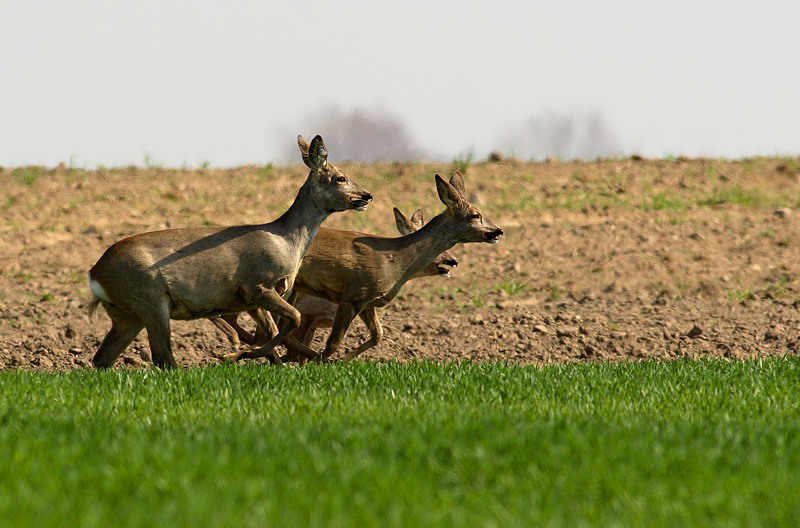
259;290;296;353
224;313;257;346
280;314;317;364
249;308;278;345
222;288;320;364
272;289;323;364
279;334;324;364
320;303;358;361
279;348;300;364
341;307;383;362
295;326;319;366
302;327;317;346
209;316;243;351
211;311;270;351
92;305;144;368
141;301;177;369
243;333;321;365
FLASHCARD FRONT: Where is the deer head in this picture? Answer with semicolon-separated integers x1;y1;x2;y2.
298;135;372;213
435;171;503;244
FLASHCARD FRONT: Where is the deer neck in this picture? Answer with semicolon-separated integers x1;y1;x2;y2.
385;212;457;296
270;178;329;258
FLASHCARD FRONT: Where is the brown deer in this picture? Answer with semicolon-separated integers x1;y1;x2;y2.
86;135;372;368
210;207;459;352
223;170;502;364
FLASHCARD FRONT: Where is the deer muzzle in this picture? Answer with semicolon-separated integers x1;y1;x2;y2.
486;228;504;244
350;192;373;211
435;257;458;278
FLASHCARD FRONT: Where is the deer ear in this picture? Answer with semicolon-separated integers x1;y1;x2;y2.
436;173;462;210
297;135;311;167
449;170;467;197
305;135;328;170
410;208;424;228
393;207;415;236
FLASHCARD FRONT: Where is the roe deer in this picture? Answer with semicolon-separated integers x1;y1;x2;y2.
85;135;372;368
223;170;502;363
210;207;459;352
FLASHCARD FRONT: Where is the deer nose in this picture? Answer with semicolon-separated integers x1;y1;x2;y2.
445;257;459;267
362;192;373;203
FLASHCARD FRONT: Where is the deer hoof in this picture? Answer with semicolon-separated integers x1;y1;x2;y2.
221;352;242;363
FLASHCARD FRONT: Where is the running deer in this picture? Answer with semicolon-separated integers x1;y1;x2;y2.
210;207;459;352
85;135;372;368
222;170;502;363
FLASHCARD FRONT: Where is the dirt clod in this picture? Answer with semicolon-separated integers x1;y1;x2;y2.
531;324;549;334
556;327;578;338
764;326;784;341
774;208;791;219
686;325;703;339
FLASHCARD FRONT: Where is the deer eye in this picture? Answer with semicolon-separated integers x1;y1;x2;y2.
470;212;482;220
336;176;347;183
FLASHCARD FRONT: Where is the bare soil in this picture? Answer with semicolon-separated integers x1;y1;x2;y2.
2;156;799;370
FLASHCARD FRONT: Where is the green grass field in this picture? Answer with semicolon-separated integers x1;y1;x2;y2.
1;359;798;527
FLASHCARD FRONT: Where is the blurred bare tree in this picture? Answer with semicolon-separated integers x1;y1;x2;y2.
495;111;624;160
280;105;428;163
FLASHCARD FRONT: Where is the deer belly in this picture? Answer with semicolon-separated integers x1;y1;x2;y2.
166;290;249;320
168;301;251;320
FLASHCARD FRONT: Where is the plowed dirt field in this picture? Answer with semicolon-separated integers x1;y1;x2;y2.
2;156;799;369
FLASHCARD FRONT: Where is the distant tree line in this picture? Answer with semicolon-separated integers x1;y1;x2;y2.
280;105;624;162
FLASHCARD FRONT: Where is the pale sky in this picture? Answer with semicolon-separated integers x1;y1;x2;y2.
1;0;798;167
